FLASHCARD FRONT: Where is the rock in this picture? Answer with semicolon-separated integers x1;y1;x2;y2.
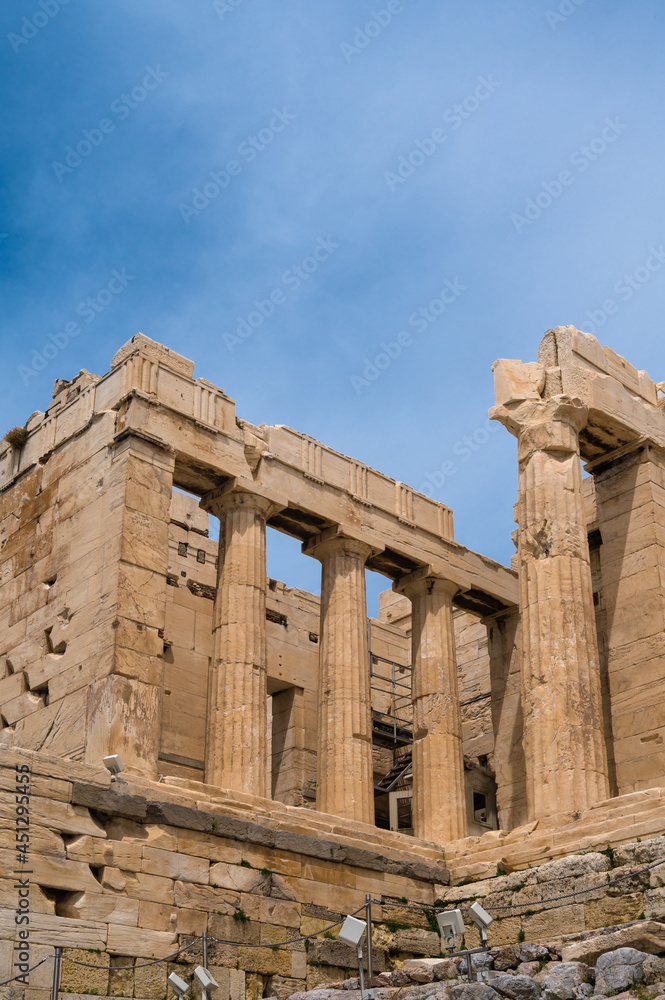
450;985;500;1000
519;945;550;963
560;922;665;965
389;970;411;986
643;957;665;985
594;949;650;995
264;978;304;1000
455;953;494;978
540;962;589;1000
535;964;561;985
366;975;392;988
572;986;593;999
403;959;452;983
288;992;355;1000
338;979;360;990
493;948;519;972
435;959;463;980
402;985;454;1000
518;963;541;978
492;974;541;1000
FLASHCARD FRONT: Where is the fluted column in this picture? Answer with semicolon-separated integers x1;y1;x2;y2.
303;528;374;824
395;569;467;843
201;487;280;796
492;394;610;820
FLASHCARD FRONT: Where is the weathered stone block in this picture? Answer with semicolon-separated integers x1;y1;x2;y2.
70;783;148;821
393;927;441;957
595;948;650;995
524;906;586;942
109;955;135;998
265;974;307;999
145;799;213;832
237;945;293;976
450;984;502;1000
539;961;588;1000
60;947;110;995
492;974;541;1000
210;862;271;893
584;894;644;930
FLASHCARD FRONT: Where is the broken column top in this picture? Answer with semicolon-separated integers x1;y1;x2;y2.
110;333;195;379
492;326;665;462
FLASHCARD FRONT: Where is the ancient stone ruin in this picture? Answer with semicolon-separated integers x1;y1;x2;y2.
0;326;663;1000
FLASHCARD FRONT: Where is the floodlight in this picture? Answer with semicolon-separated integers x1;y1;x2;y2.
469;901;493;945
338;915;367;948
195;966;219;991
103;754;123;775
436;909;465;949
469;901;493;928
168;972;189;997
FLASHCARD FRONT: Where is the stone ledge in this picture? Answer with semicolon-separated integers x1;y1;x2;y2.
69;783;450;885
545;919;665;963
71;781;148;820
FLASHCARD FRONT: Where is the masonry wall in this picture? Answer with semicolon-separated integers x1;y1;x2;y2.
1;748;664;1000
0;746;450;1000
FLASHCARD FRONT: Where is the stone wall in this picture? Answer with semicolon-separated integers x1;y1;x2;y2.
1;747;663;1000
0;746;449;999
437;836;665;953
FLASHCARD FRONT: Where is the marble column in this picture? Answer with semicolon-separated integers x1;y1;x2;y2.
201;488;279;797
304;529;374;824
492;394;610;820
396;569;467;843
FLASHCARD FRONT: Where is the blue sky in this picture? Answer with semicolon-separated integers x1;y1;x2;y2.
2;0;665;614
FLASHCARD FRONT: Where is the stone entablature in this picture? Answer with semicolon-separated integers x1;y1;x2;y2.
1;335;515;609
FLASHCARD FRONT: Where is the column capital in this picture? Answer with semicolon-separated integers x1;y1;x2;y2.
394;566;459;600
302;525;378;563
491;394;588;463
200;479;284;519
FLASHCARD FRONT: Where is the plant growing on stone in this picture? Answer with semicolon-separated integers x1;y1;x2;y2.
518;929;525;942
233;907;249;922
600;845;615;867
3;425;28;450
